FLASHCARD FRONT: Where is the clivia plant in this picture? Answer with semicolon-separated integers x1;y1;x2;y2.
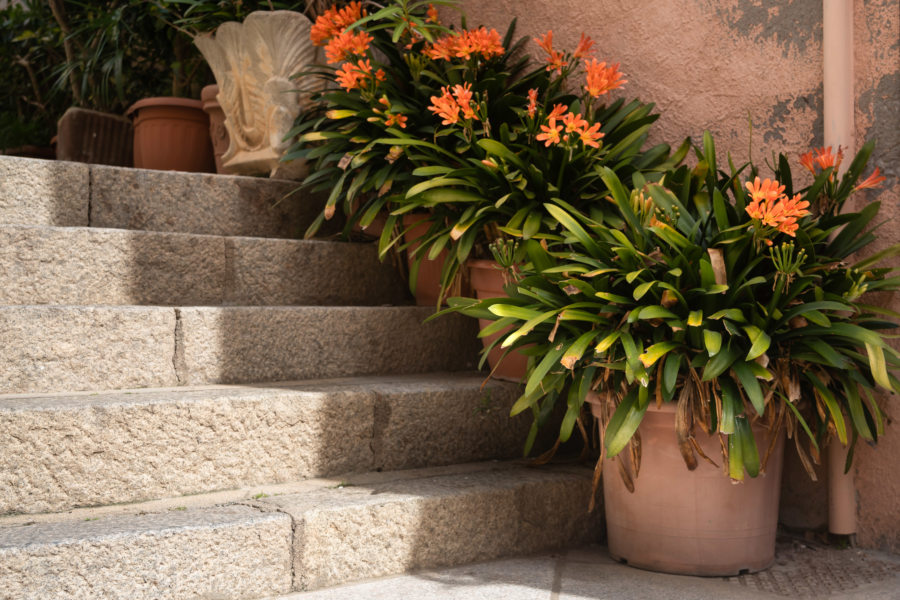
445;134;898;482
286;0;678;300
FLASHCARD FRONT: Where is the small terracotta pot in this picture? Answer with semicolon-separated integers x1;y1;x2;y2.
402;213;446;306
127;97;215;172
200;85;230;174
467;259;530;382
590;396;785;576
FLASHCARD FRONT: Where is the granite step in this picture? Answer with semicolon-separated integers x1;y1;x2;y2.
0;224;408;306
0;373;528;515
0;305;479;394
0;155;326;238
0;462;601;600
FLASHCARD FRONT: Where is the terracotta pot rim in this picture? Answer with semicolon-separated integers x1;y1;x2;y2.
467;258;504;269
126;97;203;116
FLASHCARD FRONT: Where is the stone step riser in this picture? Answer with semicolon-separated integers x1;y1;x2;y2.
1;375;525;515
0;155;327;238
0;225;408;306
0;465;600;599
0;306;479;394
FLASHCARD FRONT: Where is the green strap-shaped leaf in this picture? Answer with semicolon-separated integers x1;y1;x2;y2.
639;342;679;368
687;310;703;327
702;345;739;381
806;372;848;445
561;330;602;369
736;416;760;477
732;361;765;415
604;386;650;457
718;378;740;434
704;330;722;357
744;326;771;361
524;344;568;396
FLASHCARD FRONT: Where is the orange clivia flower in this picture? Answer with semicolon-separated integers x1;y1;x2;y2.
745;177;785;207
799;150;816;175
537;121;563;146
813;146;843;171
428;87;460;125
425;28;504;61
578;122;604;148
526;88;538;118
452;83;478;120
385;113;408;129
854;167;886;191
334;59;377;91
572;33;595;59
311;1;365;46
562;112;589;134
547;103;568;123
324;29;373;63
534;31;555;55
584;59;626;98
426;3;440;23
745;178;810;237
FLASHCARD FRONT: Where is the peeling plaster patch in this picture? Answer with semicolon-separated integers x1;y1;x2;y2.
859;72;900;183
762;84;823;147
714;0;823;55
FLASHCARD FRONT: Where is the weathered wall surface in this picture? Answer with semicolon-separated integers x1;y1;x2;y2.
457;0;899;551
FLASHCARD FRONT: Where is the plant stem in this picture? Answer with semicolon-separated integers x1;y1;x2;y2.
47;0;82;105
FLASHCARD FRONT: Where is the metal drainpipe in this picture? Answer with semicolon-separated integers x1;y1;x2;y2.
823;0;857;537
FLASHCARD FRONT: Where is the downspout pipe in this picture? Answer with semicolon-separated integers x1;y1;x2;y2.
823;0;857;537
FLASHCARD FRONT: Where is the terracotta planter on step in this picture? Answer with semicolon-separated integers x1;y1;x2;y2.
200;85;230;174
127;97;215;172
588;397;785;576
468;259;530;382
402;213;447;306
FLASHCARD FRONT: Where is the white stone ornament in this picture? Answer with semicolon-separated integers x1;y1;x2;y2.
195;11;319;177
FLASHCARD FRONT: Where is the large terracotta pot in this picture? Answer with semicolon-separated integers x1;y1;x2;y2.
200;85;230;174
402;213;447;306
467;259;530;382
127;97;215;172
591;398;785;576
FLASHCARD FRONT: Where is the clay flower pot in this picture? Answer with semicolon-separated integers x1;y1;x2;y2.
55;107;133;166
126;97;215;172
467;259;530;382
402;213;447;306
586;396;785;576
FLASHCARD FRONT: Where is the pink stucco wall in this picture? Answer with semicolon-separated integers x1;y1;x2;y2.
457;0;899;551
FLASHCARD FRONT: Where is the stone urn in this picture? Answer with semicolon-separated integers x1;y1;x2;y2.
194;11;319;178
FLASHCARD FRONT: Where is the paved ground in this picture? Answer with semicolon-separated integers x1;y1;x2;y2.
275;538;900;600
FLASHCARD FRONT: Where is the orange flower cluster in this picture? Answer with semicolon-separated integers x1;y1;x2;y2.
311;1;365;46
584;59;626;98
426;3;440;23
335;59;386;91
535;103;604;148
428;83;479;125
425;27;505;61
325;29;374;64
534;31;568;74
745;177;810;237
799;146;844;175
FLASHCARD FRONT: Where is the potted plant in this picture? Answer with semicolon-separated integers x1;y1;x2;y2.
288;1;677;339
444;134;897;574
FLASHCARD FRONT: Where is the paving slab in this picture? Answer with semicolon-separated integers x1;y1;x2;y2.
0;504;292;600
273;542;900;600
0;156;89;227
0;224;408;306
0;374;525;515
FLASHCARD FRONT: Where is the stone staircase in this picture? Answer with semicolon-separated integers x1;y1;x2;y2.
0;156;600;599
